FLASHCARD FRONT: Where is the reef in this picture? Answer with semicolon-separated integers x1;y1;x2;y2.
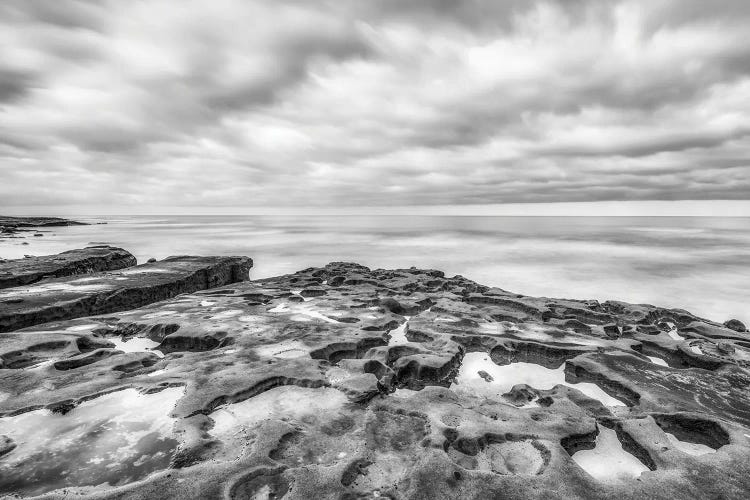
0;257;748;500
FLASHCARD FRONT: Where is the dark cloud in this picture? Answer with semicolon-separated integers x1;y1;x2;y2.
0;68;34;103
1;0;749;210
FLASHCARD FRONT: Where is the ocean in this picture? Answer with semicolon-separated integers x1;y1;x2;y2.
1;215;748;325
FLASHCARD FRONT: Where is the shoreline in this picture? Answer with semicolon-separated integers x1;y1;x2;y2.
0;247;749;498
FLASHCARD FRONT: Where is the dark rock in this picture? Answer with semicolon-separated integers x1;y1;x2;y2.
724;319;747;333
477;370;493;382
603;323;622;338
717;342;736;355
0;246;137;289
300;287;326;298
53;348;119;370
0;216;87;227
0;255;253;332
147;258;157;263
0;435;17;458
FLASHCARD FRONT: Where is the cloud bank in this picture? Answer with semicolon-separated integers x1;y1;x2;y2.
1;0;749;210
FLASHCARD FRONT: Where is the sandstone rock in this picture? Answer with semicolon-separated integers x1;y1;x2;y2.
0;255;252;332
0;246;136;289
0;261;748;499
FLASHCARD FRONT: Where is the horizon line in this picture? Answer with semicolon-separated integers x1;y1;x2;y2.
3;200;750;217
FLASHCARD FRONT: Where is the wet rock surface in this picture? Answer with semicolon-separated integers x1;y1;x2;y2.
0;246;137;289
0;255;253;332
0;261;748;499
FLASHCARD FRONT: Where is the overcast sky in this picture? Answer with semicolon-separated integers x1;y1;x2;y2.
1;0;749;212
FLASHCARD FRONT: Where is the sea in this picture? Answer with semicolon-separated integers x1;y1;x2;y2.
1;215;748;325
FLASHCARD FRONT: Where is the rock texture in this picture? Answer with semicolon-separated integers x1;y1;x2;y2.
0;261;748;499
0;246;137;289
0;255;253;332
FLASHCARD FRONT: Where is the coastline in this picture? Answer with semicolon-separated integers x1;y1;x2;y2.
0;248;749;498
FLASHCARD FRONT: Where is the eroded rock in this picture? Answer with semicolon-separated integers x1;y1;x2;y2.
0;255;253;332
0;246;136;289
0;261;748;499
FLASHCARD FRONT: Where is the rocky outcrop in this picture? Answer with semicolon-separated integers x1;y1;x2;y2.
724;318;747;333
0;246;136;289
0;255;252;332
0;260;748;499
0;216;87;228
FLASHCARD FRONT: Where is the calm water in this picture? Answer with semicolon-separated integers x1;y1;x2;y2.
1;216;748;324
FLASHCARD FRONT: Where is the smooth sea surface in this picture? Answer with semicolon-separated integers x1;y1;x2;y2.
1;216;748;324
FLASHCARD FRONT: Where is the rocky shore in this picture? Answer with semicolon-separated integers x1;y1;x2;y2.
0;216;88;252
0;247;748;499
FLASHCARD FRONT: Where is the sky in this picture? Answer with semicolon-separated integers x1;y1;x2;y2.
1;0;749;213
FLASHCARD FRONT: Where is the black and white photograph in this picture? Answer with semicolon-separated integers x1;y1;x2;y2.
1;1;749;499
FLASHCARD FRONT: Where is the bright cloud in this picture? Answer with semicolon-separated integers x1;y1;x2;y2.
1;0;749;209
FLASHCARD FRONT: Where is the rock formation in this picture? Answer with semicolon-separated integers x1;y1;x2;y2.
0;260;748;499
0;246;137;289
0;255;253;332
0;216;87;228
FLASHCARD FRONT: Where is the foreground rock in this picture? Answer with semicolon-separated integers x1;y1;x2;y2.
0;255;252;332
0;262;748;499
0;246;137;289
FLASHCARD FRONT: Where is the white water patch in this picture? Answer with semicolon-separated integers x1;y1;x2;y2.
24;360;55;372
298;310;340;324
209;386;348;437
210;309;243;320
392;388;420;398
200;300;216;307
665;433;715;456
388;318;411;345
572;426;649;482
289;289;312;301
269;302;340;324
116;267;172;275
0;387;182;497
647;356;669;367
434;316;460;323
141;310;178;319
668;330;685;341
479;322;509;336
109;337;164;358
65;324;100;332
454;353;626;407
508;323;559;343
0;283;110;297
269;303;290;313
147;369;168;377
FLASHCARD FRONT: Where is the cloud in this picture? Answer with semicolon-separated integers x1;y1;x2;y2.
0;0;749;209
